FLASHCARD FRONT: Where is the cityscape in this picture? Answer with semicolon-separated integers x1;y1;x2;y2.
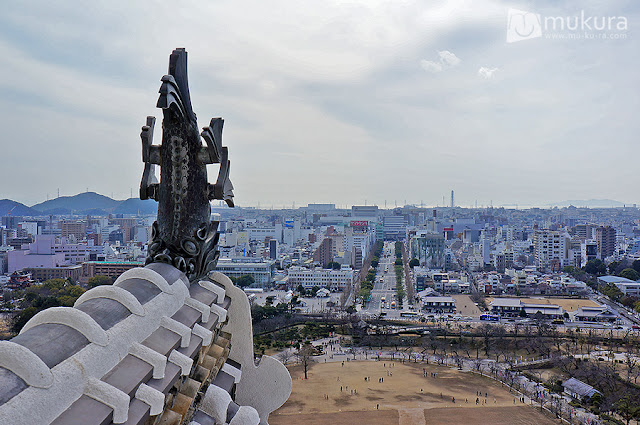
2;192;640;423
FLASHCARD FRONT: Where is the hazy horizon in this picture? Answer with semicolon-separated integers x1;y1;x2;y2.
2;190;637;212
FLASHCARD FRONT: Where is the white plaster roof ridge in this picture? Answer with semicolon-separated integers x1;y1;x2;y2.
193;324;213;347
211;303;228;323
0;341;53;388
0;263;230;423
129;342;167;379
74;285;145;316
199;279;226;304
217;271;292;422
229;405;260;425
168;349;193;376
19;306;108;347
222;362;242;383
115;267;173;294
160;316;192;348
185;297;210;322
199;384;232;424
84;377;130;424
135;383;165;416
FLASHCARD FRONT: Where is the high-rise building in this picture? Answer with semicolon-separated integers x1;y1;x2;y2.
60;220;86;241
534;229;567;272
312;237;334;267
595;226;616;259
573;224;596;240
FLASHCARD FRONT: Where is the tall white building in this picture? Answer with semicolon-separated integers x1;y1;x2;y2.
534;229;568;272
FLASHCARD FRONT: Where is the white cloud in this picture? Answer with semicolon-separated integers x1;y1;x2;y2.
420;60;443;73
478;66;499;79
420;50;461;73
438;50;461;67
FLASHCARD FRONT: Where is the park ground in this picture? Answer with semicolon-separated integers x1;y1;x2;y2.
270;360;557;425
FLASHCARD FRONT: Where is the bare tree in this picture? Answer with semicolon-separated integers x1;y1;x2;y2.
472;357;482;373
296;344;316;379
624;352;639;383
477;323;495;357
278;349;294;365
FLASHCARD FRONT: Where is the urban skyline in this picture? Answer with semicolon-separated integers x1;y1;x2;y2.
3;189;639;212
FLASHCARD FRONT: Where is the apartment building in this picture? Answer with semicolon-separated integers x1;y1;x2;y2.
534;229;567;272
595;226;616;259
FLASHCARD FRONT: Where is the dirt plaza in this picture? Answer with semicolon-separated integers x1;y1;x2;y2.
271;360;557;425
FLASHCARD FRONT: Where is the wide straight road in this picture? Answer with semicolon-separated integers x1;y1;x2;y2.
363;241;406;319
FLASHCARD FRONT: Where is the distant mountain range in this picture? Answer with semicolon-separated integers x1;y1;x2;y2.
547;199;629;208
1;193;635;216
0;192;158;216
32;192;121;214
0;199;42;216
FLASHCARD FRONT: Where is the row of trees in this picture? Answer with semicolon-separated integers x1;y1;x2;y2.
394;263;405;308
358;267;376;301
608;259;640;279
566;258;640;283
369;243;383;268
394;242;405;307
229;274;255;288
10;278;90;334
253;322;335;357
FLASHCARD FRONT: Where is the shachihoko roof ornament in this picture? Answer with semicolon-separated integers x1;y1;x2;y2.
140;47;234;282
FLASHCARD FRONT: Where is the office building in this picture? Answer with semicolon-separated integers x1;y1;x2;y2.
287;266;354;291
595;226;616;259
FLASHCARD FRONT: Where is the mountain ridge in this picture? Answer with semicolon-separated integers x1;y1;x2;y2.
0;199;42;216
0;192;158;216
547;199;629;208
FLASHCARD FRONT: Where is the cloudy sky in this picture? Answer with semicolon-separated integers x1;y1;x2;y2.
0;0;637;208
